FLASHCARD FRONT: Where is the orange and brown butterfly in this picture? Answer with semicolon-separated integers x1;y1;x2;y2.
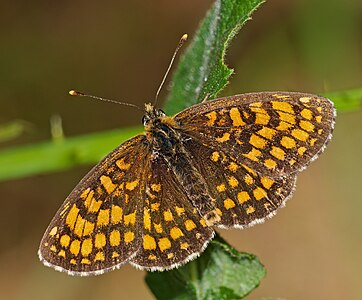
38;37;336;276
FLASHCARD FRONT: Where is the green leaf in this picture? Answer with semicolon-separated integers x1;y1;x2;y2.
145;235;266;300
0;126;142;182
164;0;265;115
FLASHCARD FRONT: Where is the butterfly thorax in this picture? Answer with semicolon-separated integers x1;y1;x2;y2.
143;103;179;155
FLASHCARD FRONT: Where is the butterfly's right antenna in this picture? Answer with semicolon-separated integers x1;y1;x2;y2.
69;90;143;111
154;34;188;107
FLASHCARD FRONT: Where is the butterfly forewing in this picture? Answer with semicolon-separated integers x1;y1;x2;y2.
39;135;149;275
175;92;335;177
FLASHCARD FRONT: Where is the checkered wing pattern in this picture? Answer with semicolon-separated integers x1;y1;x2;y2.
175;92;335;177
39;91;335;275
39;135;149;275
180;137;297;228
130;154;214;270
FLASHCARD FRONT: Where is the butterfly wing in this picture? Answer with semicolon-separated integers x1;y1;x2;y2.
179;136;297;228
39;91;336;273
130;153;214;271
173;91;335;228
175;92;335;177
39;135;150;275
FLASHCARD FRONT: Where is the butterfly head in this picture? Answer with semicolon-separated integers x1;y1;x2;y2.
142;103;166;127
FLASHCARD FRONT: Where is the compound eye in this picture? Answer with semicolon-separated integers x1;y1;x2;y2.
157;109;166;117
142;115;150;125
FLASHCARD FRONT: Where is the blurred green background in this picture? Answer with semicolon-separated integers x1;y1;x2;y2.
0;0;361;299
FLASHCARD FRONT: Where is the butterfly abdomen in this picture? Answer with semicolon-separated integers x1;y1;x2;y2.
149;119;219;225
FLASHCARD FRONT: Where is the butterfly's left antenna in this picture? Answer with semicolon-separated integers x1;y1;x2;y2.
69;90;143;111
154;33;188;107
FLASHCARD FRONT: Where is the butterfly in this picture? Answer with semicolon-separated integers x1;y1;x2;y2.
38;90;335;275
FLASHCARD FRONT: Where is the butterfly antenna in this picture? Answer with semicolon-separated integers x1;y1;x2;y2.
69;90;143;111
154;33;188;107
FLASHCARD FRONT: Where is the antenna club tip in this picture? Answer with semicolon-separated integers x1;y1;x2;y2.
181;34;188;41
69;90;83;96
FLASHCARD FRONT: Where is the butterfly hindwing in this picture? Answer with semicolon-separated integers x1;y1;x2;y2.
179;136;297;228
130;154;214;270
